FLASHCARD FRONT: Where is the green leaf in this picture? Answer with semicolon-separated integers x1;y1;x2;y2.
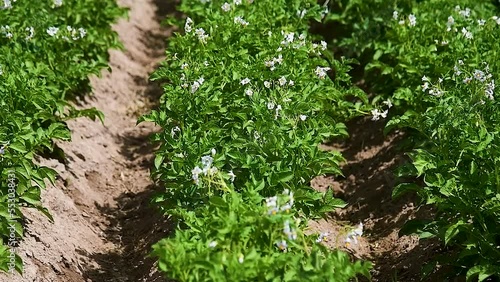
276;171;294;183
373;49;383;60
444;220;463;245
37;206;54;223
399;219;435;239
467;264;496;282
39;167;57;185
328;198;347;209
9;142;27;153
392;183;420;199
154;155;165;169
209;196;226;207
255;180;265;191
409;150;436;177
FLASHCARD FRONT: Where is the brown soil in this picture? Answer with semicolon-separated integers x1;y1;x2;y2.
310;117;442;282
0;0;173;281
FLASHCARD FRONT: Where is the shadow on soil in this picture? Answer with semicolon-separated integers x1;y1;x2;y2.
79;124;172;282
79;183;172;282
77;0;178;281
326;117;441;281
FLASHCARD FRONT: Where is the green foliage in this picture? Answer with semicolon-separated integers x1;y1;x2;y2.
153;185;371;282
329;0;500;280
144;0;372;280
0;0;125;273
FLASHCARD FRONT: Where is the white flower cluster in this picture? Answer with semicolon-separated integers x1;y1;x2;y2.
45;26;86;40
315;66;331;79
408;14;417;26
266;99;284;119
276;240;287;251
446;16;455;31
297;9;307;19
393;11;416;27
473;69;486;82
311;40;327;55
183;18;209;42
316;232;329;243
1;25;13;39
492;16;500;25
264;54;283;71
371;108;388;121
185;17;193;33
461;27;473;39
25;27;34;40
191;151;218;185
265;189;294;215
421;75;444;97
279;31;307;49
444;9;500;40
456;61;495;100
485;80;495;100
170;126;181;137
239;77;250;86
2;0;12;9
276;217;299;251
67;26;86;40
371;98;392;121
278;76;287;86
234;16;249;26
190;77;205;93
266;196;279;215
283;220;297;241
221;2;230;12
47;26;59;37
456;6;471;18
453;60;463;76
244;88;253;96
179;64;205;92
263;77;288;91
447;7;473;39
280;31;294;46
345;222;363;246
54;0;62;7
228;170;235;182
195;28;209;43
0;141;9;155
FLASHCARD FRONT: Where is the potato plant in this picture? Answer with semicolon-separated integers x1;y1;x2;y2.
0;0;125;273
328;0;500;280
142;0;372;280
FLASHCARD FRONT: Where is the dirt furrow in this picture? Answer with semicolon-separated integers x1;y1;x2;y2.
0;0;172;281
310;117;440;281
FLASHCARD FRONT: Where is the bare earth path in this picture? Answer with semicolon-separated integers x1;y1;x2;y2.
0;0;172;281
310;118;440;281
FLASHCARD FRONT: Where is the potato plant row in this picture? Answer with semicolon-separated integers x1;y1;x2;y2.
141;0;373;281
329;0;500;280
0;0;125;273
